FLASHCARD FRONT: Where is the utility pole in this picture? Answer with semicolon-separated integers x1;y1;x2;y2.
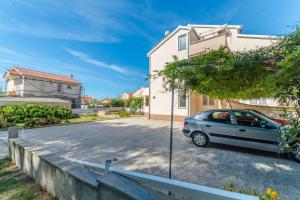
168;80;175;180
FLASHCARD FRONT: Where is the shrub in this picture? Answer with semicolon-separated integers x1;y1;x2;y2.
0;104;72;128
0;104;72;124
117;111;130;118
24;117;62;128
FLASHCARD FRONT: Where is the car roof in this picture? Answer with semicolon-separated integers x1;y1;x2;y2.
203;109;252;112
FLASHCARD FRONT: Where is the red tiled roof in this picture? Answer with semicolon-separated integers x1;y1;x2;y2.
100;98;112;103
7;67;80;84
81;96;94;102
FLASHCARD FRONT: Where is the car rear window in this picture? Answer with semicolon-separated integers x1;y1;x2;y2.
193;112;208;120
206;111;231;124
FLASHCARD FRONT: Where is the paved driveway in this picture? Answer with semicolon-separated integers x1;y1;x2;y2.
1;117;299;199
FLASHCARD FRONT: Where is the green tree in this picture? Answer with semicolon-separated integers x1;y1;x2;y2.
125;97;143;113
111;98;125;107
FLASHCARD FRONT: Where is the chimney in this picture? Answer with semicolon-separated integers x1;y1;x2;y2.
69;74;74;79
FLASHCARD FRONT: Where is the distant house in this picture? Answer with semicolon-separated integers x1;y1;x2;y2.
81;96;95;104
100;98;112;104
120;92;132;100
3;67;82;108
133;87;150;116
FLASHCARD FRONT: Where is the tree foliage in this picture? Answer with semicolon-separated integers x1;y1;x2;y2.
125;97;143;113
155;29;300;153
155;29;300;100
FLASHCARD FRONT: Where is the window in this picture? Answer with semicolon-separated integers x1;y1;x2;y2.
233;111;267;128
193;112;208;120
145;96;149;106
67;85;72;89
202;96;208;105
57;84;62;92
178;34;187;51
206;111;231;124
178;89;187;108
209;97;215;105
202;95;214;106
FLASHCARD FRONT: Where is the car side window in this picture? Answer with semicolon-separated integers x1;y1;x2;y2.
205;111;231;124
234;111;267;128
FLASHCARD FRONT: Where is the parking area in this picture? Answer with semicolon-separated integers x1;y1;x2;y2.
1;117;299;199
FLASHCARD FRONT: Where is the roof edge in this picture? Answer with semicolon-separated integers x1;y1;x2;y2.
237;33;282;40
187;24;243;30
147;25;190;57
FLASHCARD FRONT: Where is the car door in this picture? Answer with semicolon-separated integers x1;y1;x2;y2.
202;110;238;145
233;111;280;152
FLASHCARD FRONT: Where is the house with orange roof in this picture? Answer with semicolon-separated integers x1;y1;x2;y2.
100;98;112;104
3;67;82;108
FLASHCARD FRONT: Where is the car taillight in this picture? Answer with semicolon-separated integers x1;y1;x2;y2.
184;121;188;126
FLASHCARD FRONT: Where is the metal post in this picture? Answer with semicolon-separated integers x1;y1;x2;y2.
227;98;233;110
169;83;175;180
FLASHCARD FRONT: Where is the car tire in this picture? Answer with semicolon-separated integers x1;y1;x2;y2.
192;132;209;147
290;146;300;163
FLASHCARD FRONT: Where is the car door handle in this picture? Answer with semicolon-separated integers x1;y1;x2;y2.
206;125;212;127
239;129;247;132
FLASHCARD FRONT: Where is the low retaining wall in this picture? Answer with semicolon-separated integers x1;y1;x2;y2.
72;107;124;115
8;138;173;200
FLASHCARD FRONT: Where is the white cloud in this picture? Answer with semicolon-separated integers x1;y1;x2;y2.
64;47;143;77
0;47;28;58
0;0;186;43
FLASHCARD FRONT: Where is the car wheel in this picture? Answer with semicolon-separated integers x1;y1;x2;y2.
192;132;209;147
291;146;300;163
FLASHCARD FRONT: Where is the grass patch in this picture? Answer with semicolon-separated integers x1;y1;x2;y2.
65;115;108;123
0;158;56;200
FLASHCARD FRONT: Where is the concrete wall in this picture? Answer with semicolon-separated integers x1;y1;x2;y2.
8;138;173;200
72;107;124;115
0;98;71;108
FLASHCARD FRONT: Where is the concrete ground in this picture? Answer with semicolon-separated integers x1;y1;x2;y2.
0;139;7;159
1;117;299;199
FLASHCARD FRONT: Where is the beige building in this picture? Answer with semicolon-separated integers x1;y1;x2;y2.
4;67;82;108
133;87;150;115
148;24;281;121
120;92;132;100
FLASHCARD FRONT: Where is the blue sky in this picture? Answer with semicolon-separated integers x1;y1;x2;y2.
0;0;299;99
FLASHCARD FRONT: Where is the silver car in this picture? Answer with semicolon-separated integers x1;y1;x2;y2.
183;109;300;163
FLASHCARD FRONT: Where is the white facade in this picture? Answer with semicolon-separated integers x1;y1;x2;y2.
148;24;280;120
4;69;82;108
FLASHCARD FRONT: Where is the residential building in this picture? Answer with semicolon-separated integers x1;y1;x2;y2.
81;96;95;105
133;87;150;116
100;98;112;104
148;24;281;121
4;67;82;108
120;92;132;100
